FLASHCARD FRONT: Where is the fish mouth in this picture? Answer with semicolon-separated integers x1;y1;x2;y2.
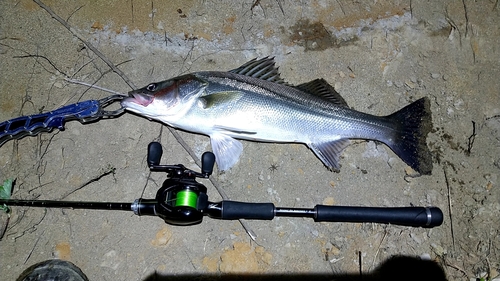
123;92;154;107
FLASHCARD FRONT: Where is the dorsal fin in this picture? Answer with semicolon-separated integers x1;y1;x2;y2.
229;57;286;84
295;79;348;107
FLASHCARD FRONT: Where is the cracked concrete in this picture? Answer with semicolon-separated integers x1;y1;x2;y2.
1;1;499;280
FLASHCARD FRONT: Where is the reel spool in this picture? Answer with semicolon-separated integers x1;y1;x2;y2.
175;190;198;208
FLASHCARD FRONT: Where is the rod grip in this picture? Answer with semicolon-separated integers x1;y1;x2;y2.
221;201;275;220
314;206;443;228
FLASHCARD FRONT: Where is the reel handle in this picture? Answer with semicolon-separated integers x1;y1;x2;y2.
147;142;163;167
201;152;215;176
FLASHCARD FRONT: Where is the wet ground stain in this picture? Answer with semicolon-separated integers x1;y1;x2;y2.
288;19;358;51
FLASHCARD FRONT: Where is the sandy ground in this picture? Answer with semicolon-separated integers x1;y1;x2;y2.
0;1;499;280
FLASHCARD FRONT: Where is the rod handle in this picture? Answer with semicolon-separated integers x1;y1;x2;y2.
314;206;443;228
221;201;275;220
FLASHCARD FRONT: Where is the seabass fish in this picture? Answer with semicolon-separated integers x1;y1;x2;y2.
122;57;433;174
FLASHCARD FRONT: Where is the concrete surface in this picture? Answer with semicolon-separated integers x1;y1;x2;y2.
1;1;499;280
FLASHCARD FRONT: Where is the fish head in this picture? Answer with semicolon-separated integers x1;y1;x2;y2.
121;75;206;121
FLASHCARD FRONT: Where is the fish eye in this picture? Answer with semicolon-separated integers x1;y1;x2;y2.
146;83;157;92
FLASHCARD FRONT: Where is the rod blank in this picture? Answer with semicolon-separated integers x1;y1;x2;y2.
0;199;132;211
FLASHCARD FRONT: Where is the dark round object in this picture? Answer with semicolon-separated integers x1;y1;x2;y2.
16;259;88;281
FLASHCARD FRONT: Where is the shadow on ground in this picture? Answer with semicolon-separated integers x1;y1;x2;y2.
143;255;447;281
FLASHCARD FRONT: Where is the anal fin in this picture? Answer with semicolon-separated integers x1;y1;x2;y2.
308;139;351;171
209;133;243;171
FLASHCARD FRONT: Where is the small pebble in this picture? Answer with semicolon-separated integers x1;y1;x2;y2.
405;80;416;89
454;98;464;109
431;243;446;256
410;233;422;244
405;166;419;177
420;253;431;260
329;243;341;255
387;157;397;168
323;197;335;205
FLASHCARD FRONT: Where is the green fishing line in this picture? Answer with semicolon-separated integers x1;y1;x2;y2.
175;190;198;208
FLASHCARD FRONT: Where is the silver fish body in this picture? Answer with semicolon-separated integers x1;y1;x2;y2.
122;58;432;174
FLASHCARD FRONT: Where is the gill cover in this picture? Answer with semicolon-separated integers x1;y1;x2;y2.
122;74;207;118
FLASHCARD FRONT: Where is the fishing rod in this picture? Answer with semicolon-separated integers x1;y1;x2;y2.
0;142;443;228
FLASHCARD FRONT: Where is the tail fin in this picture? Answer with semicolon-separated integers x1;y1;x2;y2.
385;98;433;175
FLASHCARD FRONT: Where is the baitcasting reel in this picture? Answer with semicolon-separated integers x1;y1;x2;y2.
131;142;215;225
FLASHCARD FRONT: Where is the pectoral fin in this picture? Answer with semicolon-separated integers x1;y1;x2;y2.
308;139;351;171
200;91;243;109
209;133;243;171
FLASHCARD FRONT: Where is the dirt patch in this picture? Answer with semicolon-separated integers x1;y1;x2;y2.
54;241;71;260
150;226;173;247
288;19;359;51
202;241;273;273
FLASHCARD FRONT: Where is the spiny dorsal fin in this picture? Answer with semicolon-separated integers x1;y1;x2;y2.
295;79;348;107
229;57;286;84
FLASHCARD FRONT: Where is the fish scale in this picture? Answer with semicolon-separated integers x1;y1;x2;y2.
191;72;368;141
122;57;432;174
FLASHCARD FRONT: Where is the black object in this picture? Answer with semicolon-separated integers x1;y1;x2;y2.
16;259;89;281
0;142;443;228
